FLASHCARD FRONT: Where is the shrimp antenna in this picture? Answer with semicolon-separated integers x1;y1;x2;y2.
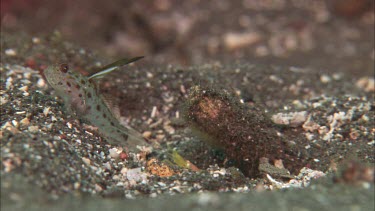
88;56;144;80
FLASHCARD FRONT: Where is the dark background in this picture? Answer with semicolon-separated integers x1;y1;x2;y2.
1;0;374;76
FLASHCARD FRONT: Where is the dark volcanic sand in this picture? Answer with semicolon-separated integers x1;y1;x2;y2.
1;1;374;210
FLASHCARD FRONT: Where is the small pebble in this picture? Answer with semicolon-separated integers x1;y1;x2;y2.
5;49;17;56
142;131;152;139
224;32;261;50
120;167;128;175
43;107;50;117
73;182;80;189
23;72;31;79
146;72;153;78
28;125;39;133
320;74;331;83
271;111;308;127
12;120;19;127
20;117;30;126
51;116;57;122
37;78;46;88
82;157;91;165
95;184;103;192
109;148;120;159
0;97;8;105
103;162;112;170
6;77;13;90
126;168;147;182
32;37;41;44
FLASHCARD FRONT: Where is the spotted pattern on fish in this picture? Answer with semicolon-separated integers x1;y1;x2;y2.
44;59;148;150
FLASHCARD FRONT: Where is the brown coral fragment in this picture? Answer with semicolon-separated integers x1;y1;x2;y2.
184;86;302;178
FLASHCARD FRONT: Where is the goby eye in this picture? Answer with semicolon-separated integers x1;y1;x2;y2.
59;64;69;73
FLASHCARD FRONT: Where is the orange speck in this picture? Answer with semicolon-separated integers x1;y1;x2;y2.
146;158;175;177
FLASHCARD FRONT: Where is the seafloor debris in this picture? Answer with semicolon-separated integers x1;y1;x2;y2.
266;167;326;189
271;111;308;127
258;157;293;179
146;158;176;177
126;167;148;183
